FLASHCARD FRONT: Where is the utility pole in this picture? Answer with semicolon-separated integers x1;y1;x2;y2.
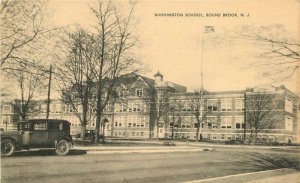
46;65;52;119
243;92;247;143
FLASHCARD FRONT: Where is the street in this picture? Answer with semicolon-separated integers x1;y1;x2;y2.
1;146;299;183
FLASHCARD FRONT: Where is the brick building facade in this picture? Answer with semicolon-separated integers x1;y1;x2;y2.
0;72;298;143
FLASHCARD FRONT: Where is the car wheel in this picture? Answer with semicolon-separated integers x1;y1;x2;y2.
55;140;70;156
1;139;15;157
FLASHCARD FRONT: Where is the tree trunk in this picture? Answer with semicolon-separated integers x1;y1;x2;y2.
195;120;201;142
102;123;106;143
81;125;86;141
95;113;102;144
171;124;174;140
156;119;159;140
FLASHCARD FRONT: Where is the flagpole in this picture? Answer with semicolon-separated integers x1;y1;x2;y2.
199;28;205;142
199;26;214;142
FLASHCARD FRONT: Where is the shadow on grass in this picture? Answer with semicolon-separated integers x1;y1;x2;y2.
12;149;87;157
234;152;300;172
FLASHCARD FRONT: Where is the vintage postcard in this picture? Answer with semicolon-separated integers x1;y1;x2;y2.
1;0;299;182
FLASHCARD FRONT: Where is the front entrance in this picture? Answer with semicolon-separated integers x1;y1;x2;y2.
158;128;165;138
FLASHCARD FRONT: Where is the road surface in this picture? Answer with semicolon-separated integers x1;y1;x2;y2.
1;146;299;183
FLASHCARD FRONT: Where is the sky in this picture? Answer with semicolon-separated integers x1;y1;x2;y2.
46;0;300;93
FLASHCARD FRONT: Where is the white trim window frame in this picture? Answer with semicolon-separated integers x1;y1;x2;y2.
136;88;144;97
285;116;293;131
207;99;218;112
221;98;232;112
221;116;232;129
235;116;244;129
2;105;12;114
2;116;11;125
235;98;244;111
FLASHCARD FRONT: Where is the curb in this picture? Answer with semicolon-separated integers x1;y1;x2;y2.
183;168;297;183
79;148;213;154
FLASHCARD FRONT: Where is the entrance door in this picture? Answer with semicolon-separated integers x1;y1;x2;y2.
158;128;165;138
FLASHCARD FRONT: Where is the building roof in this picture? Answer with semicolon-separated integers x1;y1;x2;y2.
154;70;163;77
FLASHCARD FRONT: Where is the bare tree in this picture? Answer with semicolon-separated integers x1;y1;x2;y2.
245;91;281;143
185;90;209;142
168;98;183;140
90;0;138;143
56;29;97;140
0;0;52;74
154;89;170;140
142;87;156;139
229;25;299;81
13;71;47;120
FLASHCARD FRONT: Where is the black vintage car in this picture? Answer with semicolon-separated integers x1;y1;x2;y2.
1;119;73;156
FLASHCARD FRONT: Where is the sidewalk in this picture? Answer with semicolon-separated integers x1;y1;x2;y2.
73;145;213;154
185;168;300;183
185;141;300;150
72;139;300;153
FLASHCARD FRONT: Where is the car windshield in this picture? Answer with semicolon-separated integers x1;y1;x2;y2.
18;122;31;131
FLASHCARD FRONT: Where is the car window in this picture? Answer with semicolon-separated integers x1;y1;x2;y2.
33;122;47;130
48;122;60;130
18;123;31;131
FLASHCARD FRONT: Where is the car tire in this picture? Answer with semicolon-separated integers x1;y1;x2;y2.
1;139;15;157
55;140;70;156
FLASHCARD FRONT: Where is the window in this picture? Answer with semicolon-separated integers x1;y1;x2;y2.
235;99;244;111
206;116;218;129
235;134;241;141
235;116;244;129
115;103;126;113
104;103;111;112
141;132;144;136
65;105;74;113
55;104;62;113
212;134;218;140
2;105;11;114
133;103;141;112
182;100;192;111
143;116;149;127
221;99;232;111
207;99;218;112
120;91;128;97
181;116;192;128
18;122;31;130
2;116;10;125
136;89;143;96
41;104;47;113
221;116;232;128
33;122;47;130
220;134;225;140
48;122;60;130
115;104;121;113
285;116;293;131
143;103;148;112
128;103;133;112
285;97;293;113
